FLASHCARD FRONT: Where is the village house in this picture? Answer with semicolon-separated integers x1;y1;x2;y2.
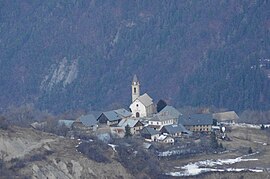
117;118;144;135
148;112;179;131
157;134;174;144
181;114;213;133
97;108;131;126
213;111;239;124
140;126;160;142
97;111;122;126
114;108;132;119
147;105;181;131
129;75;155;118
160;124;189;137
111;118;144;137
73;114;99;131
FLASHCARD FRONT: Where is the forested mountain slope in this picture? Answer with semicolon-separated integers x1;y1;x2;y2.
0;0;269;112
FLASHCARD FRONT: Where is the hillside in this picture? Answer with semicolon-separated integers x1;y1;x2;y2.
0;0;269;112
0;126;133;179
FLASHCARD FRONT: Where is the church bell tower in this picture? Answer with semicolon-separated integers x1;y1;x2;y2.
132;75;140;102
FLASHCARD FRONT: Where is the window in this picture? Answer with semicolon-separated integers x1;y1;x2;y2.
136;112;140;118
136;104;139;107
134;87;136;93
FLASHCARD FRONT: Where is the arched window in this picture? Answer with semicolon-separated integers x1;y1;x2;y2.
134;87;136;93
136;112;140;118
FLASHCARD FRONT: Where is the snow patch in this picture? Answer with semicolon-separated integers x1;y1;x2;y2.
254;141;267;146
40;57;78;91
108;144;117;152
166;153;260;176
231;123;260;129
111;29;120;46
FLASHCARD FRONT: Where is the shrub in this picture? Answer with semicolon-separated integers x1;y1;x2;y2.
0;116;8;130
77;141;110;163
248;147;253;154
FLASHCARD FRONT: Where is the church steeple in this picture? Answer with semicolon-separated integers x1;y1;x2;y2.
132;74;140;102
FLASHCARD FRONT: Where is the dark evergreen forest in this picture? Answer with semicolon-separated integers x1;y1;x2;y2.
0;0;269;112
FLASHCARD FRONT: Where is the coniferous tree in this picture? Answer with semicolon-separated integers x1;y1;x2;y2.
210;132;219;149
157;100;167;113
248;147;253;154
125;125;132;137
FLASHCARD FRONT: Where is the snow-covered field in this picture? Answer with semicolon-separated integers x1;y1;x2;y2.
166;152;263;176
231;123;261;129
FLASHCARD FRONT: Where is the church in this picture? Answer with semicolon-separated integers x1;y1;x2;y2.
129;75;155;118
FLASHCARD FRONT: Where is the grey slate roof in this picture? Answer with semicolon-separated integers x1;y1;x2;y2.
162;124;188;134
103;111;122;121
180;114;213;126
141;126;159;136
58;120;75;128
213;111;239;122
150;113;175;122
114;108;132;118
118;118;142;128
78;114;98;127
137;93;153;107
159;106;181;119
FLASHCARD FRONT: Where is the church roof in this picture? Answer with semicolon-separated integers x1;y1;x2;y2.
137;93;153;107
132;74;139;83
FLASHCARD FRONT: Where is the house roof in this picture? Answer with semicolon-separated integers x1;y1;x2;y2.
133;74;139;83
157;135;174;141
118;118;142;128
150;113;175;122
143;142;152;149
102;111;122;121
78;114;98;126
162;124;188;134
137;93;153;107
141;126;159;136
159;106;181;119
58;120;75;128
157;134;167;141
114;108;132;118
213;111;239;122
180;114;213;126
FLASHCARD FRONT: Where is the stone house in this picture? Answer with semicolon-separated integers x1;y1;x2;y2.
181;114;213;133
117;118;144;135
213;111;239;124
157;135;174;144
160;124;188;137
97;111;122;126
140;127;160;142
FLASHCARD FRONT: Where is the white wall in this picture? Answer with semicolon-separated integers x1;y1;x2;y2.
130;99;147;118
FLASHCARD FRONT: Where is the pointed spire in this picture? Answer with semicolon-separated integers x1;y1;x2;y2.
132;74;139;83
